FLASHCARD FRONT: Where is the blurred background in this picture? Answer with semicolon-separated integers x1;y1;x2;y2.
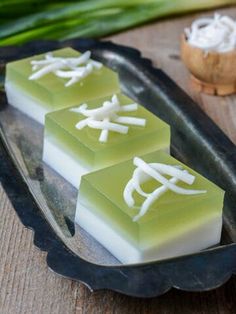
0;0;236;46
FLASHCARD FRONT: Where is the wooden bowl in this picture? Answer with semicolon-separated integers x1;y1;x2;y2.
180;34;236;95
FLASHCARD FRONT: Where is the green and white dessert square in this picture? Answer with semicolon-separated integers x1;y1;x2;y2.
5;47;120;124
43;93;170;188
75;150;224;264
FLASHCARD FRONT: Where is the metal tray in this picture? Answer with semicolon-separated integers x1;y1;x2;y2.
0;39;236;298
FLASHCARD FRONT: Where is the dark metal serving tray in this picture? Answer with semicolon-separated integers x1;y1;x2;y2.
0;39;236;298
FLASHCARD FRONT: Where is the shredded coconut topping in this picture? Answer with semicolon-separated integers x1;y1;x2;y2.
29;51;102;86
70;95;146;143
185;13;236;52
123;157;206;222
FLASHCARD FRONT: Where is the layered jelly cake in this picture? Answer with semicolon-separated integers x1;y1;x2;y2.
5;47;120;124
75;150;224;264
43;93;170;188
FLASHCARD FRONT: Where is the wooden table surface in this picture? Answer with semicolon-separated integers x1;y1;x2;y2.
1;6;236;314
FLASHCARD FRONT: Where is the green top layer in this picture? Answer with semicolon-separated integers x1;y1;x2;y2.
45;93;170;169
78;150;224;248
6;47;120;109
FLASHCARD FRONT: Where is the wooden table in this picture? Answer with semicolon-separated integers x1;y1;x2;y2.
1;7;236;314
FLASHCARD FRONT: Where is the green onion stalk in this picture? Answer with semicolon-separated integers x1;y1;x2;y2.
0;0;235;46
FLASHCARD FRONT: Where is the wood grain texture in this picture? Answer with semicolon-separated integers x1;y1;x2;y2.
1;7;236;314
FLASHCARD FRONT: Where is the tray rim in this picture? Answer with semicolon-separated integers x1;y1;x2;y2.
0;38;236;298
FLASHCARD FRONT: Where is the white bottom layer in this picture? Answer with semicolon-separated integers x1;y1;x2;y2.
75;203;222;264
5;81;49;124
43;137;89;188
